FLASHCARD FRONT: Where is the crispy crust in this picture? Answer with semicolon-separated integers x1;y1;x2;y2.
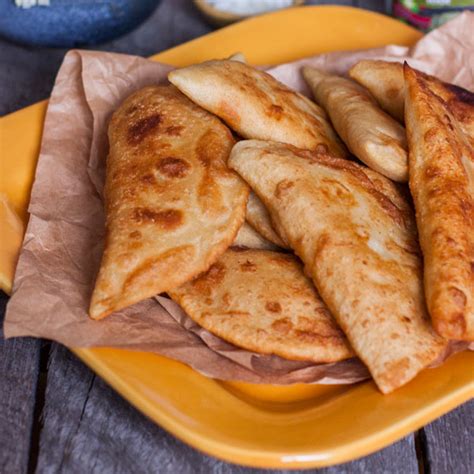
350;60;474;145
245;191;288;248
404;64;474;340
168;59;348;157
232;221;280;251
169;249;353;363
229;139;446;393
303;66;408;182
349;60;405;122
89;86;249;319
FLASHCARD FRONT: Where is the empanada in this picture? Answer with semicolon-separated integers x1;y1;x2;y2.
405;64;474;341
349;60;405;122
169;248;353;363
168;59;347;156
245;191;287;248
303;66;408;182
233;221;280;251
350;60;474;144
229;140;446;393
89;86;249;319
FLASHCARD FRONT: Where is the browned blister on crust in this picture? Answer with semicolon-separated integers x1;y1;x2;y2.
350;60;474;145
89;86;249;319
168;59;348;157
404;64;474;341
169;248;353;363
229;139;446;393
303;66;408;182
421;75;474;148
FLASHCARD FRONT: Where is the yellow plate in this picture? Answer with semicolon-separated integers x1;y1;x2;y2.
1;5;472;469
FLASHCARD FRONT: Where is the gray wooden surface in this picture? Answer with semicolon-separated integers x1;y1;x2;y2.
1;1;472;473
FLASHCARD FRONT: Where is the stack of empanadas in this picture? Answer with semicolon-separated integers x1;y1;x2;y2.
89;55;474;393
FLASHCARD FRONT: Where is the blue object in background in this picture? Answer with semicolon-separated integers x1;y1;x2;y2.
0;0;161;47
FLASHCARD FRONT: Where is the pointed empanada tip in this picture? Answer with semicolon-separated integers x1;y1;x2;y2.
302;66;328;87
228;52;246;63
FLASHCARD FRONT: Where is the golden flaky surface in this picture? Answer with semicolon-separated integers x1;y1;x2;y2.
350;60;474;144
168;59;347;156
169;249;353;363
89;86;249;320
405;65;474;341
245;191;288;248
232;221;280;251
349;60;406;122
229;140;446;393
303;66;408;182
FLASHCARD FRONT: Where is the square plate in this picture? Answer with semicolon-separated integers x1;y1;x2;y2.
1;6;473;469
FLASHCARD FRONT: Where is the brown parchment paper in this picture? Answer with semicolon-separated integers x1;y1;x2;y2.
5;12;474;385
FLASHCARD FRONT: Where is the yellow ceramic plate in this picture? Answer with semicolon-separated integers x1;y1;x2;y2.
1;6;473;469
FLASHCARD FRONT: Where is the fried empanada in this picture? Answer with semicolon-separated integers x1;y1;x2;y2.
245;191;287;248
89;86;249;319
169;248;353;363
349;60;405;122
168;59;347;156
303;66;408;182
229;140;446;393
350;60;474;143
405;64;474;341
233;221;280;251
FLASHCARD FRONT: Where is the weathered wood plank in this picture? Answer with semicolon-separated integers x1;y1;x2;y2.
0;292;41;474
355;0;387;13
36;345;418;474
307;0;355;6
424;400;474;474
307;0;385;12
321;437;419;474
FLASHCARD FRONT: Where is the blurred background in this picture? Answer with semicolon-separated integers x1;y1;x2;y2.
1;0;473;116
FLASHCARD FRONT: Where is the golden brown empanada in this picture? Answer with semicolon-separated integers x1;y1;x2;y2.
89;86;249;319
229;139;446;393
350;60;474;144
245;191;288;248
349;60;406;122
303;66;408;182
168;59;347;156
232;221;280;251
405;64;474;341
169;248;353;363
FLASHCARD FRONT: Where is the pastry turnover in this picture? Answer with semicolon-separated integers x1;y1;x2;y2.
350;60;474;145
349;60;406;122
229;139;446;393
169;248;353;363
405;64;474;341
168;59;347;156
303;66;408;182
245;191;288;248
89;86;249;319
233;221;280;251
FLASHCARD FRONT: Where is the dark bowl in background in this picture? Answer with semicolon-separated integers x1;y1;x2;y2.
0;0;161;47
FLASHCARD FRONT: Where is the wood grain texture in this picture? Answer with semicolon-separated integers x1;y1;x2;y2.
0;292;41;474
307;0;385;12
424;400;474;474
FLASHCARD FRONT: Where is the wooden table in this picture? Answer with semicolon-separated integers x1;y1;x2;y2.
1;1;472;472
